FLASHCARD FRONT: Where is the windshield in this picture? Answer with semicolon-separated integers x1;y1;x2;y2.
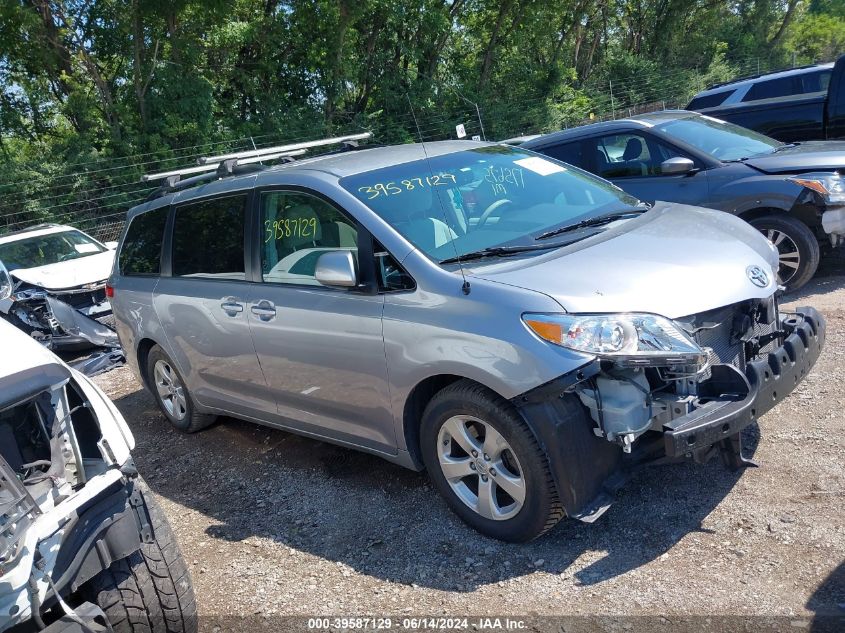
0;230;106;271
655;115;781;161
341;145;641;263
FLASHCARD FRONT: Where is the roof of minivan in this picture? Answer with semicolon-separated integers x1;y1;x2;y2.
128;140;491;216
520;110;697;147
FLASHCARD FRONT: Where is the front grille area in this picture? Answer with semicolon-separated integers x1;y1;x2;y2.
686;296;780;373
57;287;108;310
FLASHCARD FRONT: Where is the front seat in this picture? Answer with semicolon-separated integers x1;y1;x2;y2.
387;187;457;254
622;138;648;176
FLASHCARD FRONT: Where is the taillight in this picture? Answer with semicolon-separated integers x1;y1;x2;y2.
105;284;114;298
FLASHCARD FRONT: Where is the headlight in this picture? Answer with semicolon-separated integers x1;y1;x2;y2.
523;312;706;368
788;173;845;204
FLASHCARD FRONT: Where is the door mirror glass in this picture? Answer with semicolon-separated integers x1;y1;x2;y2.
660;157;695;175
315;251;358;288
0;260;12;301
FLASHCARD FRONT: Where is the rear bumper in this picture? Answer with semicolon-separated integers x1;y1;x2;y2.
663;306;825;457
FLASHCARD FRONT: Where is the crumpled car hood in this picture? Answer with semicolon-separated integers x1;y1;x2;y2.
10;250;115;290
467;203;779;319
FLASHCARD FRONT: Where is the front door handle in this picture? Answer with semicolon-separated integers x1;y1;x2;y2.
220;299;244;316
250;300;276;321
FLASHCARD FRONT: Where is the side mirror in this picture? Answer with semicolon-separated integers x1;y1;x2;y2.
315;251;358;288
104;240;119;250
0;260;12;301
660;157;696;175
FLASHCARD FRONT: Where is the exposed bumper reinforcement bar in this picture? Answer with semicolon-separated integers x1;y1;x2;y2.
663;306;825;457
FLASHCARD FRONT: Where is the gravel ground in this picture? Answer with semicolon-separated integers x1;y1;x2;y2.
93;261;845;632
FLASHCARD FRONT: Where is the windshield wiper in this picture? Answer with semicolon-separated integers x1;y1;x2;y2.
534;208;647;241
439;240;579;265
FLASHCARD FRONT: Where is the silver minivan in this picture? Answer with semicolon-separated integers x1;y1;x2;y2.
110;140;825;542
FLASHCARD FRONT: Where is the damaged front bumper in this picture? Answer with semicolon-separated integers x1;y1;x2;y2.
512;305;825;523
2;283;120;352
821;205;845;247
662;307;825;457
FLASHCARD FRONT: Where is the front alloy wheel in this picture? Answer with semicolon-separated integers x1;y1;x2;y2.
421;379;564;542
437;415;526;521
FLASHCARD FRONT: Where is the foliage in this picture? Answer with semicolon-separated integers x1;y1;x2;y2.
0;0;841;236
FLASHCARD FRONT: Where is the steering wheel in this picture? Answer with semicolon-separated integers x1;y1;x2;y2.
58;252;77;262
476;199;513;230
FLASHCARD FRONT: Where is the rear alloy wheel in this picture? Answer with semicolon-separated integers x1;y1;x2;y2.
421;380;563;542
750;215;820;291
146;345;216;433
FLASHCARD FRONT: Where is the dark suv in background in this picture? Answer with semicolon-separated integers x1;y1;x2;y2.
521;110;845;290
688;54;845;142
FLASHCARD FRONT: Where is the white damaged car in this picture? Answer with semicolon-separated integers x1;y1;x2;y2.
0;224;119;351
0;271;196;633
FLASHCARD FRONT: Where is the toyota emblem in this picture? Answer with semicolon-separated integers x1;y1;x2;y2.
746;265;770;288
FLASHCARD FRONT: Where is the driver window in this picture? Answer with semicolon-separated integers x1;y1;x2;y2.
260;191;357;286
591;133;685;178
591;133;653;178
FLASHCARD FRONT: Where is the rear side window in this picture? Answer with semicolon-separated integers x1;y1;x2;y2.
687;91;732;110
172;194;247;280
540;142;585;167
119;207;167;276
743;76;800;102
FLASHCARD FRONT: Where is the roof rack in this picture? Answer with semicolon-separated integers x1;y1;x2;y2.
196;132;372;165
141;150;306;183
139;131;373;191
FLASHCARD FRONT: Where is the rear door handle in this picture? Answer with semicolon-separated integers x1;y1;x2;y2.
250;300;276;321
220;299;244;315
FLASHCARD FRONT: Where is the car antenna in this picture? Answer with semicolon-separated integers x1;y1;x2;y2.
405;93;471;296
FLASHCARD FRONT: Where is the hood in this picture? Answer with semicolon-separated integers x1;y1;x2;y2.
468;203;778;319
743;141;845;174
10;250;115;290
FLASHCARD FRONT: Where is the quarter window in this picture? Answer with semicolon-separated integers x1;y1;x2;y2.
119;207;168;276
260;191;357;286
172;194;247;279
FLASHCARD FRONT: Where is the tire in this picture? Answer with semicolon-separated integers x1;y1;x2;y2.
420;379;563;542
750;214;820;291
145;345;215;433
84;483;197;633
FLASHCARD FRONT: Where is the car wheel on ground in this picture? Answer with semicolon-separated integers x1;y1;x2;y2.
420;379;564;542
84;482;197;633
146;344;216;433
749;214;820;291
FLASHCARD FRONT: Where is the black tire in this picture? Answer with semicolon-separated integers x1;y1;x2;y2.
420;379;563;542
84;483;197;633
750;214;820;292
145;345;215;433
